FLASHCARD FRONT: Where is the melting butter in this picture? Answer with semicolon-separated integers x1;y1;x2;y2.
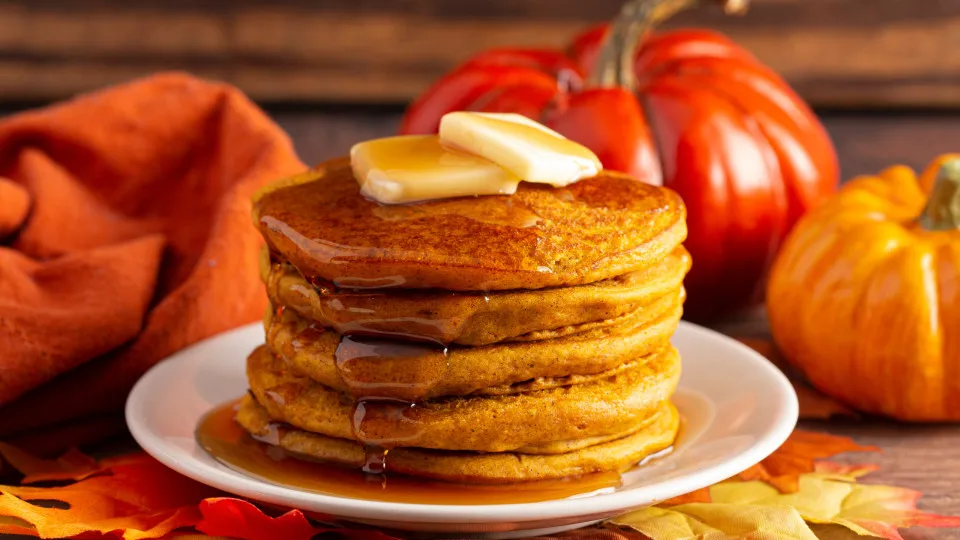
351;112;602;205
439;112;601;186
351;135;521;205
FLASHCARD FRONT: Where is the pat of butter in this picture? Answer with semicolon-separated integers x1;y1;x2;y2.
439;112;601;186
351;135;521;205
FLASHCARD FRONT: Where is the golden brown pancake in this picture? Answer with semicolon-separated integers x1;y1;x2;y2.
253;157;687;291
246;344;680;453
236;394;678;483
261;246;690;346
266;290;683;400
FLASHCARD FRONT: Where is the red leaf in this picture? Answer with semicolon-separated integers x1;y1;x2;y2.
197;498;402;540
196;498;320;540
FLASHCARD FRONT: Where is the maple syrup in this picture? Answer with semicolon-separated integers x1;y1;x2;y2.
271;294;456;467
196;398;626;504
271;261;488;345
336;336;449;471
275;322;451;402
371;196;543;229
335;336;449;401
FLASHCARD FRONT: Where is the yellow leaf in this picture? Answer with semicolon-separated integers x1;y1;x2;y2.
706;474;960;540
613;503;818;540
661;431;878;506
734;431;877;493
806;524;871;540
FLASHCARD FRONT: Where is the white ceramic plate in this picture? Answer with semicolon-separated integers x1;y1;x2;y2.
127;321;797;538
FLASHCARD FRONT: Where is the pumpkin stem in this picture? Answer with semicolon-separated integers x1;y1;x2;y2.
918;158;960;231
587;0;749;90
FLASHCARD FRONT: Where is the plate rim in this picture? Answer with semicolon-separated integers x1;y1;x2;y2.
126;320;798;525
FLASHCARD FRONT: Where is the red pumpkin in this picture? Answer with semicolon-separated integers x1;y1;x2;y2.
400;0;838;320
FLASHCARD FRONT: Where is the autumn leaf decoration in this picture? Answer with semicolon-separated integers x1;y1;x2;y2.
612;432;960;540
1;433;958;540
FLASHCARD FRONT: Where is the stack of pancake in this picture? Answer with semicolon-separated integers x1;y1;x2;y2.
238;156;690;484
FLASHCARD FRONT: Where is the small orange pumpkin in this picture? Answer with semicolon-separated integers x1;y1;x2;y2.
767;155;960;421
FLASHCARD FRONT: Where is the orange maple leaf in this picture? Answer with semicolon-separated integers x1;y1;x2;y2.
662;430;878;505
0;442;100;483
0;451;219;539
738;430;878;491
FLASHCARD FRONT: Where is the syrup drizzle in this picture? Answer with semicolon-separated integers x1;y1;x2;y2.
371;196;543;229
276;291;453;474
270;256;537;476
271;256;503;346
337;336;448;473
273;271;457;475
334;336;449;401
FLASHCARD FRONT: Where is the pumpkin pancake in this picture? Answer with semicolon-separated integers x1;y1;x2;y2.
253;157;687;291
246;344;680;453
235;394;679;483
261;246;690;346
266;289;683;400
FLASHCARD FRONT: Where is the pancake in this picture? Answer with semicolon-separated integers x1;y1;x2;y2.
261;246;690;346
253;157;687;291
266;289;683;400
236;394;679;483
246;344;681;453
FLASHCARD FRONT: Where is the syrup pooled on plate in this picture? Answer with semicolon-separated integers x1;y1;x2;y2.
196;398;627;505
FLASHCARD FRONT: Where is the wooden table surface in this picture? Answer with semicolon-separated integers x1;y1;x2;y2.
268;108;960;538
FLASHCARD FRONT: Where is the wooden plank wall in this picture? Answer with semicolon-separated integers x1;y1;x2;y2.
0;0;956;108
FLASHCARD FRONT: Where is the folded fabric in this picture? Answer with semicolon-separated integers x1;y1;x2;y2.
0;73;304;449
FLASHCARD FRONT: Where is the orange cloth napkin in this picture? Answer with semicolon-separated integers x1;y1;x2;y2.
0;73;304;451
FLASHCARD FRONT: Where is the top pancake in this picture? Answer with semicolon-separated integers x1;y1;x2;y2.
254;157;687;291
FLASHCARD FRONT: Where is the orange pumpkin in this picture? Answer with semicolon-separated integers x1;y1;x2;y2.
767;155;960;421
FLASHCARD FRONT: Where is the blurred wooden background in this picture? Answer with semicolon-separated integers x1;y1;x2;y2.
0;0;957;108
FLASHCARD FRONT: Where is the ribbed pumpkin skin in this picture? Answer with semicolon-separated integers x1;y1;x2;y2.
767;155;960;421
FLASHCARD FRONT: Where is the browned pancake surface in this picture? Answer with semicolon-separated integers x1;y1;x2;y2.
254;157;687;291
